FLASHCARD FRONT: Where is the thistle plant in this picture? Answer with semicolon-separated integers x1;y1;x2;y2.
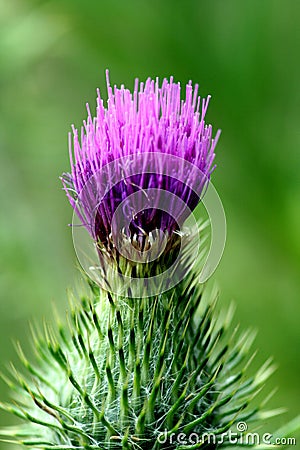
1;73;299;449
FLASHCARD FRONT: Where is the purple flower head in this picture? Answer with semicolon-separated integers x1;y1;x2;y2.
62;72;220;280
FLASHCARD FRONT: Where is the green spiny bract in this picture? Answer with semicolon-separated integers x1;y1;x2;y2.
0;274;281;450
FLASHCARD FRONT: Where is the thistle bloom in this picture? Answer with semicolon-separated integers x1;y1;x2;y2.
1;73;295;450
62;72;220;275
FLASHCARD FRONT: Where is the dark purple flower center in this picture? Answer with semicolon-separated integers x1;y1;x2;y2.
93;173;199;248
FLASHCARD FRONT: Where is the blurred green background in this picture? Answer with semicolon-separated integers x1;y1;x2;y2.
0;0;299;446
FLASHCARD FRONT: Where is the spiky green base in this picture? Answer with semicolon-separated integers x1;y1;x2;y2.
0;276;294;449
